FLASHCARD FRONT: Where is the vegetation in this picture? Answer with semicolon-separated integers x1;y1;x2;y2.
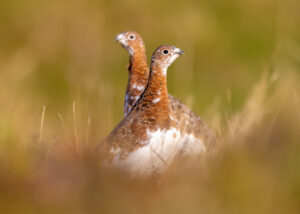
0;0;299;213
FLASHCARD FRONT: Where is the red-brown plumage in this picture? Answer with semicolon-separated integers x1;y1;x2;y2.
98;31;216;175
116;31;149;116
99;46;181;161
115;31;215;147
99;45;213;176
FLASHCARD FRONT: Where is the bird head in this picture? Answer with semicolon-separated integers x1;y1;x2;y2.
115;31;145;56
151;45;184;74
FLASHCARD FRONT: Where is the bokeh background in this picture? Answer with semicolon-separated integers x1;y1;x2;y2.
0;0;299;213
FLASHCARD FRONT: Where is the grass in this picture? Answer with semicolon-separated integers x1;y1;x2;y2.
0;0;300;213
0;70;299;213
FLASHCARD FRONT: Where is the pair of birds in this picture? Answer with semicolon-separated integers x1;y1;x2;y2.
99;31;215;176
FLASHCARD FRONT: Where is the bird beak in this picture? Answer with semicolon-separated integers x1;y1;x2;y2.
115;33;125;42
174;48;184;55
115;33;128;49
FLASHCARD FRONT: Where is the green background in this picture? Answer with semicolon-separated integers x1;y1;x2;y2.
0;0;299;213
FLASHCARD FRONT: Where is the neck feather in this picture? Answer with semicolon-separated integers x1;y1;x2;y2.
143;63;169;103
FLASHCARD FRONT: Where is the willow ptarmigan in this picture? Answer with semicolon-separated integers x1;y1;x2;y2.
100;44;214;176
115;32;215;144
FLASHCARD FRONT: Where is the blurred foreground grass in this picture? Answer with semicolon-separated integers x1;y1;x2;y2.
0;0;300;213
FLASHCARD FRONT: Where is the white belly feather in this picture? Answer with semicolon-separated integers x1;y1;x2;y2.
111;128;206;176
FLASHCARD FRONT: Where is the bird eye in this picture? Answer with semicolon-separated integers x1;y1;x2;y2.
163;49;169;54
129;35;135;40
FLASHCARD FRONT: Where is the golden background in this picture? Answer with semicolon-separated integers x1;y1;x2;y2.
0;0;299;213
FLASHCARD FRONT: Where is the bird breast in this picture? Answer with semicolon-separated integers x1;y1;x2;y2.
110;127;206;176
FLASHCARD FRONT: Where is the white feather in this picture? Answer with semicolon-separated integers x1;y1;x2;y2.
152;98;161;103
132;84;145;91
111;127;206;176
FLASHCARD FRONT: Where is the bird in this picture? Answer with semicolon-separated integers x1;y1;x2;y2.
115;31;149;117
115;31;215;149
99;45;212;176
